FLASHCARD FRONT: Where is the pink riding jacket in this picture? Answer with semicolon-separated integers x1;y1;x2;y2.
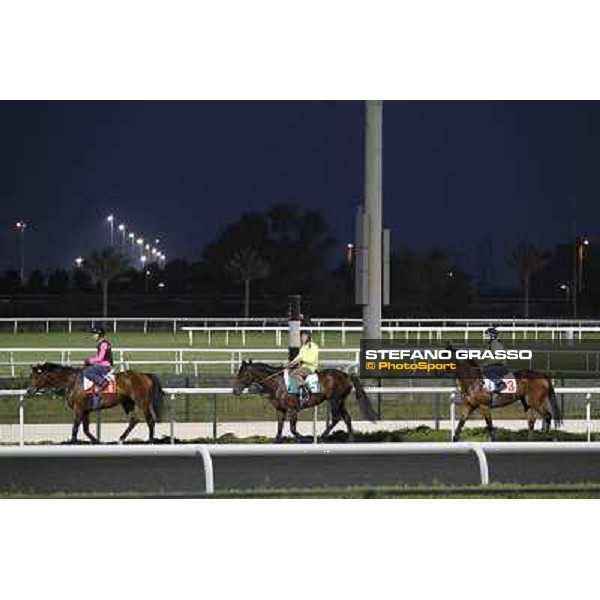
88;340;112;367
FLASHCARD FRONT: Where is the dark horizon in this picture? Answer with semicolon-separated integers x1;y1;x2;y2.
0;100;597;288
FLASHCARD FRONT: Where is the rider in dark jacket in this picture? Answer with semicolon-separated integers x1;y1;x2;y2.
482;326;507;392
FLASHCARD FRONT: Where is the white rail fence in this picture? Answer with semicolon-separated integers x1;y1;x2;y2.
2;441;600;492
2;316;600;342
4;346;600;377
1;386;600;447
0;347;360;376
180;325;600;346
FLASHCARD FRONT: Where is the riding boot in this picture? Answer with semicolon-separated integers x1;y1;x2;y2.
89;391;102;411
298;385;309;408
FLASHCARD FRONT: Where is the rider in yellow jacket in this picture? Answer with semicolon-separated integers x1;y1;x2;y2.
288;330;319;405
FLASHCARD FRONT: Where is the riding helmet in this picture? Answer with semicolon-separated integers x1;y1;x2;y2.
485;326;499;339
90;325;106;337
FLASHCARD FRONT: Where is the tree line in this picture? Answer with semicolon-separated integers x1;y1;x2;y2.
0;204;596;318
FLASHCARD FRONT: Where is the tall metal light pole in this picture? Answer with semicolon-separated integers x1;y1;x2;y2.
288;295;302;361
107;214;114;246
15;221;27;285
136;238;144;263
346;243;354;266
363;100;383;341
128;232;135;261
118;223;126;249
572;236;589;318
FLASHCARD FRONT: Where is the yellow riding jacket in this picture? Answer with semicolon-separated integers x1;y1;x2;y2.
291;342;320;372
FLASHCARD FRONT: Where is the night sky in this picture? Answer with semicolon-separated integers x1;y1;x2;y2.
0;100;598;287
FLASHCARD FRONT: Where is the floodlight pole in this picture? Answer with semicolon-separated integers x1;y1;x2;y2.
288;295;302;361
363;100;383;341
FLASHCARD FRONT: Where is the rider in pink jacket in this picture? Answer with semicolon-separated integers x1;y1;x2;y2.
83;326;114;408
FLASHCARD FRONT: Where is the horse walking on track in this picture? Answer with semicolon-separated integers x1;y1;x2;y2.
26;363;164;444
447;345;562;441
232;360;378;441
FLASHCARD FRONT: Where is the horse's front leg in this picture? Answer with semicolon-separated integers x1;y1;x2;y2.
82;412;99;444
452;399;475;442
274;408;286;443
289;410;307;440
70;407;84;444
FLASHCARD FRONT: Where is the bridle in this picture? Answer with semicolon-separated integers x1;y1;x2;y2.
237;364;286;394
28;367;73;396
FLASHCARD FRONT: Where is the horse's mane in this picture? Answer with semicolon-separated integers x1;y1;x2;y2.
39;362;78;372
248;362;280;373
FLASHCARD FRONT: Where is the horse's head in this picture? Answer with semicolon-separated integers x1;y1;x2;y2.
232;360;276;395
233;360;257;395
26;363;72;396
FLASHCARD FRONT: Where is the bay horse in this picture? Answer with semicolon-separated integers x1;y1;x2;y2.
232;360;378;441
446;344;562;441
26;363;164;444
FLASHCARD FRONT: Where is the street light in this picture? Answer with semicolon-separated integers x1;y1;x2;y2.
136;237;144;257
572;236;591;317
346;243;354;265
15;221;27;285
107;214;114;246
118;223;126;248
75;257;84;268
578;237;589;292
559;283;570;316
128;232;135;261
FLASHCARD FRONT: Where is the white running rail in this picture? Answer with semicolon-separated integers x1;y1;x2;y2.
1;386;599;446
2;441;600;493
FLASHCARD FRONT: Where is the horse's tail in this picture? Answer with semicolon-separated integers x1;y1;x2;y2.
147;373;164;423
350;374;379;423
546;375;562;428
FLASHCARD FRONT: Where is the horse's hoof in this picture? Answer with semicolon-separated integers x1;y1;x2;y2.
273;438;284;444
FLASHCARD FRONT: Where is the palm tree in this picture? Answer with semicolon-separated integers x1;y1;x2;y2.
508;244;548;318
84;247;130;318
226;248;270;317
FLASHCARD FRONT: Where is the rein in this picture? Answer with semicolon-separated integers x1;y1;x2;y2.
258;367;287;384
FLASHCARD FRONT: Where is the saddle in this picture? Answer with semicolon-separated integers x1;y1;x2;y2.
83;370;116;395
482;372;516;394
283;370;320;395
